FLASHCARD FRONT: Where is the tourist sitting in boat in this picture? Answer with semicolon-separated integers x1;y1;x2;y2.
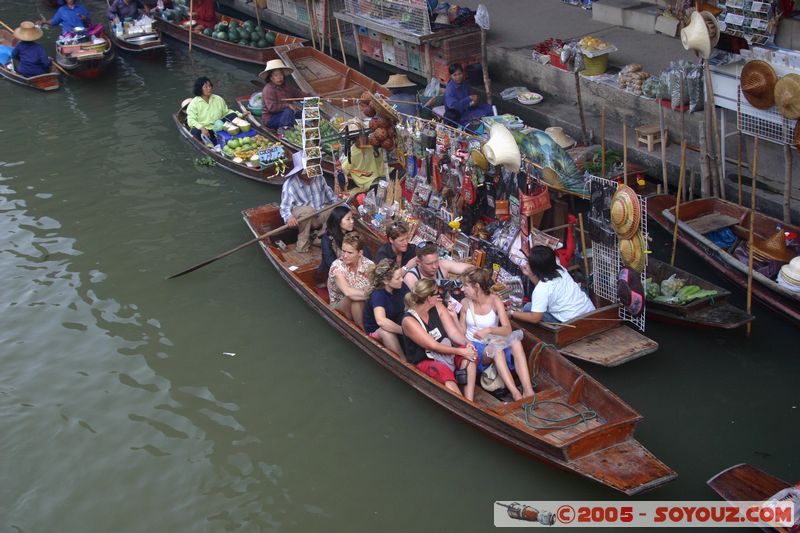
43;0;102;36
511;245;595;325
402;279;478;399
363;259;406;355
327;232;375;329
107;0;149;23
403;241;474;291
444;63;493;127
11;22;51;78
186;76;250;147
383;74;420;117
459;268;534;400
318;205;373;276
258;59;307;130
280;150;337;253
375;221;417;272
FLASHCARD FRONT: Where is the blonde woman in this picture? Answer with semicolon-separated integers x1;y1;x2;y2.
363;259;406;355
459;268;534;401
402;279;478;399
327;233;374;329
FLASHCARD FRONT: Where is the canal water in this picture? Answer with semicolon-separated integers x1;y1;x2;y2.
1;1;797;530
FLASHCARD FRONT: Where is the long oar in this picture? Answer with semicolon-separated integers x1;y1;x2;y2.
167;199;346;279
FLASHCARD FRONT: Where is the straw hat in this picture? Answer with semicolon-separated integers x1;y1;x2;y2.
740;60;778;110
181;97;195;109
14;21;43;42
774;74;800;119
383;74;415;89
544;127;576;149
680;10;719;59
434;13;450;25
617;267;645;318
779;256;800;286
619;231;647;272
610;184;641;240
369;92;401;124
258;59;293;80
481;124;521;172
752;229;794;263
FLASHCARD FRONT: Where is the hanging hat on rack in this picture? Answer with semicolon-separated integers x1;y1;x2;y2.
619;231;647;273
774;73;800;119
544;127;576;149
610;184;641;240
740;60;778;110
469;148;488;170
617;267;645;318
481;124;521;172
752;228;794;263
14;21;43;42
383;74;416;89
779;257;800;286
680;10;720;59
258;59;294;80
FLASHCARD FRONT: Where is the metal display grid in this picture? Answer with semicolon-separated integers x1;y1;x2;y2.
589;175;648;332
343;0;430;37
736;76;796;146
301;97;324;178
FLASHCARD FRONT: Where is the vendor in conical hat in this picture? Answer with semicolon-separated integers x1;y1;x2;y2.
383;73;420;117
11;22;52;78
259;59;308;129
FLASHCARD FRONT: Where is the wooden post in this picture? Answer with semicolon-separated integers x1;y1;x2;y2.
335;18;347;67
254;0;263;29
746;137;759;337
658;100;669;194
481;28;492;105
600;105;606;177
305;0;317;50
670;140;687;266
575;72;588;144
737;130;743;205
623;123;628;186
349;20;363;70
689;169;696;201
784;144;793;224
577;213;591;281
699;121;710;198
706;62;726;200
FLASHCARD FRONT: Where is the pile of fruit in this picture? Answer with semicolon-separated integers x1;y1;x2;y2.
359;91;398;151
618;64;651;96
201;20;277;48
222;134;286;167
645;274;718;305
284;118;342;155
533;38;564;54
578;36;610;52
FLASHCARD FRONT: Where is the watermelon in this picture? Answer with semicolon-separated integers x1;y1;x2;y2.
264;31;276;45
256;39;267;48
250;31;261;41
228;21;239;30
217;31;228;41
239;38;250;47
202;28;213;37
214;22;225;32
243;20;254;31
228;28;240;41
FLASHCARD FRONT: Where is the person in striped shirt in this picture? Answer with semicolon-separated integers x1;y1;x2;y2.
279;151;336;253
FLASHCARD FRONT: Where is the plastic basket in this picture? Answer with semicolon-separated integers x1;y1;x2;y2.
581;53;608;76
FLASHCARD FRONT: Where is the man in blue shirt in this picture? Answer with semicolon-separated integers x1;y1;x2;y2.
11;22;52;78
383;74;420;117
444;63;493;127
44;0;92;35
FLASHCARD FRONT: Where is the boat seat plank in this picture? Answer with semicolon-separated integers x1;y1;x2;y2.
277;243;321;269
686;213;741;234
708;463;790;503
560;326;659;367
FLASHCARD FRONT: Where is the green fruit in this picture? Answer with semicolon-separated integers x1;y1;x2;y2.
228;21;239;30
256;39;267;48
250;31;261;41
218;31;228;41
228;29;239;41
202;28;213;37
264;31;276;45
243;21;254;31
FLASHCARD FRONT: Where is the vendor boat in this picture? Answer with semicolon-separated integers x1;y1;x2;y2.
240;202;677;495
155;14;305;65
173;105;296;186
0;28;60;91
645;258;754;330
55;35;115;79
708;464;794;532
108;26;166;56
648;194;800;327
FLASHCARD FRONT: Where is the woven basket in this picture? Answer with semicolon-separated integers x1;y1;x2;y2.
581;53;608;76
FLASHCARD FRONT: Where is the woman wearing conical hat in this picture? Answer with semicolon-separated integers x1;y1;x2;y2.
258;59;308;129
11;22;52;78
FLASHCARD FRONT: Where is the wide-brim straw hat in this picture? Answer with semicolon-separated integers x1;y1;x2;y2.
181;97;195;109
434;13;450;25
482;124;521;172
610;184;641;240
479;364;505;392
258;59;294;80
383;74;415;89
774;74;800;119
619;231;647;273
14;21;43;42
617;267;645;318
752;229;794;263
681;10;719;59
779;257;800;285
740;60;778;110
544;127;576;149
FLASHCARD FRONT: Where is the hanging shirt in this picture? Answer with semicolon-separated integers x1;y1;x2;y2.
107;0;144;21
279;174;336;223
11;42;51;77
51;3;92;34
185;94;237;130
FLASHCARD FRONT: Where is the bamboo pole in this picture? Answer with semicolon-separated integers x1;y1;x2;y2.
658;100;669;194
254;0;263;28
670;139;688;266
706;61;725;200
335;18;347;67
746;137;759;337
188;0;193;55
689;169;696;201
623;123;628;186
699;121;710;197
575;72;588;144
737;130;743;205
305;0;317;49
480;28;492;105
600;105;606;177
784;144;792;224
577;213;591;282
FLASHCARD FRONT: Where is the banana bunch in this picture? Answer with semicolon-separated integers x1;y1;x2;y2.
234;148;259;159
272;157;288;176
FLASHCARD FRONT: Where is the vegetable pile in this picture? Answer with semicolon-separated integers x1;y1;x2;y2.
284;118;342;155
645;274;718;305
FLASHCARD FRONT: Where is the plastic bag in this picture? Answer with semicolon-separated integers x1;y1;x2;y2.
475;3;490;30
248;91;263;109
686;63;704;113
500;87;529;100
422;77;441;98
645;277;661;299
482;329;524;358
642;77;663;99
660;274;685;297
667;61;689;111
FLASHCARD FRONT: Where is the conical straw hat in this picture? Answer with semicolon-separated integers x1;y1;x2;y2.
751;229;794;263
740;60;778;110
610;184;641;240
482;124;521;172
619;231;647;273
774;74;800;119
383;74;415;89
14;21;43;42
258;59;293;80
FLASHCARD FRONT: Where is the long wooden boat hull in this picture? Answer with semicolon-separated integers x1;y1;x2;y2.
109;30;166;55
0;29;60;91
173;109;293;185
646;258;754;329
155;16;305;64
648;195;800;327
242;203;676;495
708;464;792;532
55;38;116;79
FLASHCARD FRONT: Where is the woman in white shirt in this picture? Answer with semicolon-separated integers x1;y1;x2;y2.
512;245;595;325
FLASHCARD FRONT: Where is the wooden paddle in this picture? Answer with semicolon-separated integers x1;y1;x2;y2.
166;199;346;279
746;137;758;337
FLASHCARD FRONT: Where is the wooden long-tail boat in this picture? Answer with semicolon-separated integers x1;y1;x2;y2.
0;29;60;91
108;27;166;56
155;14;305;64
55;35;115;79
708;464;795;532
173;106;295;185
646;258;754;329
241;202;677;495
648;194;800;327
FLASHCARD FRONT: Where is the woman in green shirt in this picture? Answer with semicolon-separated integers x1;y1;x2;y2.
185;76;249;146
